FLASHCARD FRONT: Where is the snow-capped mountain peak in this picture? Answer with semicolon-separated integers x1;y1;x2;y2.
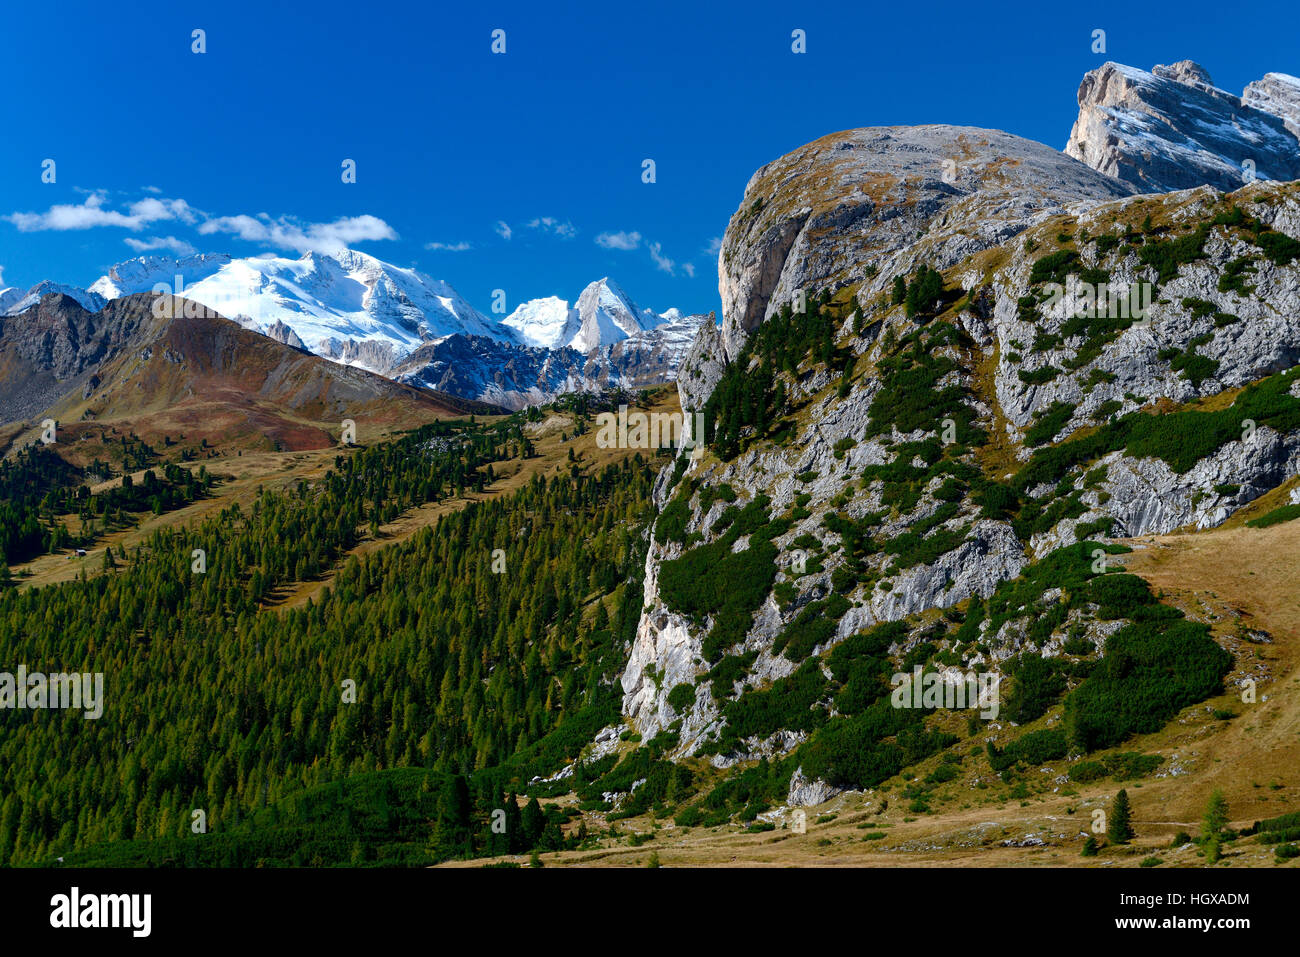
1;280;105;317
570;276;663;352
0;286;24;314
88;253;234;300
499;278;678;353
6;252;710;411
1243;72;1300;137
501;296;580;349
86;248;512;375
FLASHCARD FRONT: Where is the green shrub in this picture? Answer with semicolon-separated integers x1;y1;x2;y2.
1025;402;1076;446
718;660;829;748
1103;752;1163;780
1218;257;1257;295
1004;654;1068;724
1074;515;1114;540
1003;729;1069;767
1137;225;1208;284
1030;250;1081;285
707;651;757;700
1018;366;1061;386
903;265;946;319
800;701;954;790
667;683;697;712
1065;619;1232;752
658;496;784;661
1070;761;1107;783
1254;230;1300;266
774;594;851;661
1246;504;1300;529
655;486;694;545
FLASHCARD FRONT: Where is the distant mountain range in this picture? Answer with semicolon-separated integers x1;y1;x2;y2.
0;291;492;458
0;281;106;318
0;249;712;410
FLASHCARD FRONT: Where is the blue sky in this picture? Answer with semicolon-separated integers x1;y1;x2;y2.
2;0;1297;317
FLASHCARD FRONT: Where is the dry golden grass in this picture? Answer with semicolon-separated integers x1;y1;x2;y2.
1112;518;1300;827
969;342;1021;481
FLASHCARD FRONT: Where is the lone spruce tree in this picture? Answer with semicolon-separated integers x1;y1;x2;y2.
1202;790;1229;842
1108;789;1134;844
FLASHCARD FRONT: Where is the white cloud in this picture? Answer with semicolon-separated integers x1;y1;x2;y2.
425;240;472;252
124;235;197;256
704;236;723;257
0;265;5;287
6;192;194;232
526;216;577;239
5;189;397;257
595;230;642;251
648;241;676;275
142;186;163;194
495;220;512;241
198;213;398;254
596;230;692;277
129;197;198;225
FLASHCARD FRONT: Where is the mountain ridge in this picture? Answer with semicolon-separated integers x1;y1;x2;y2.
1066;60;1300;193
621;73;1300;813
4;252;711;409
0;291;496;457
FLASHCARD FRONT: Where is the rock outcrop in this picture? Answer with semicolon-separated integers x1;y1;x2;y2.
630;120;1300;772
1243;73;1300;138
1065;61;1300;193
715;125;1134;361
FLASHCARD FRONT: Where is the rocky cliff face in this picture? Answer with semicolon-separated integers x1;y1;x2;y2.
1065;61;1300;193
620;115;1300;775
1243;73;1300;138
675;315;729;414
717;125;1133;363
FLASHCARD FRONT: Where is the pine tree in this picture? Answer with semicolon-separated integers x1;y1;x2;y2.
1201;790;1228;843
504;792;523;853
521;796;545;849
1108;789;1134;844
431;774;472;859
